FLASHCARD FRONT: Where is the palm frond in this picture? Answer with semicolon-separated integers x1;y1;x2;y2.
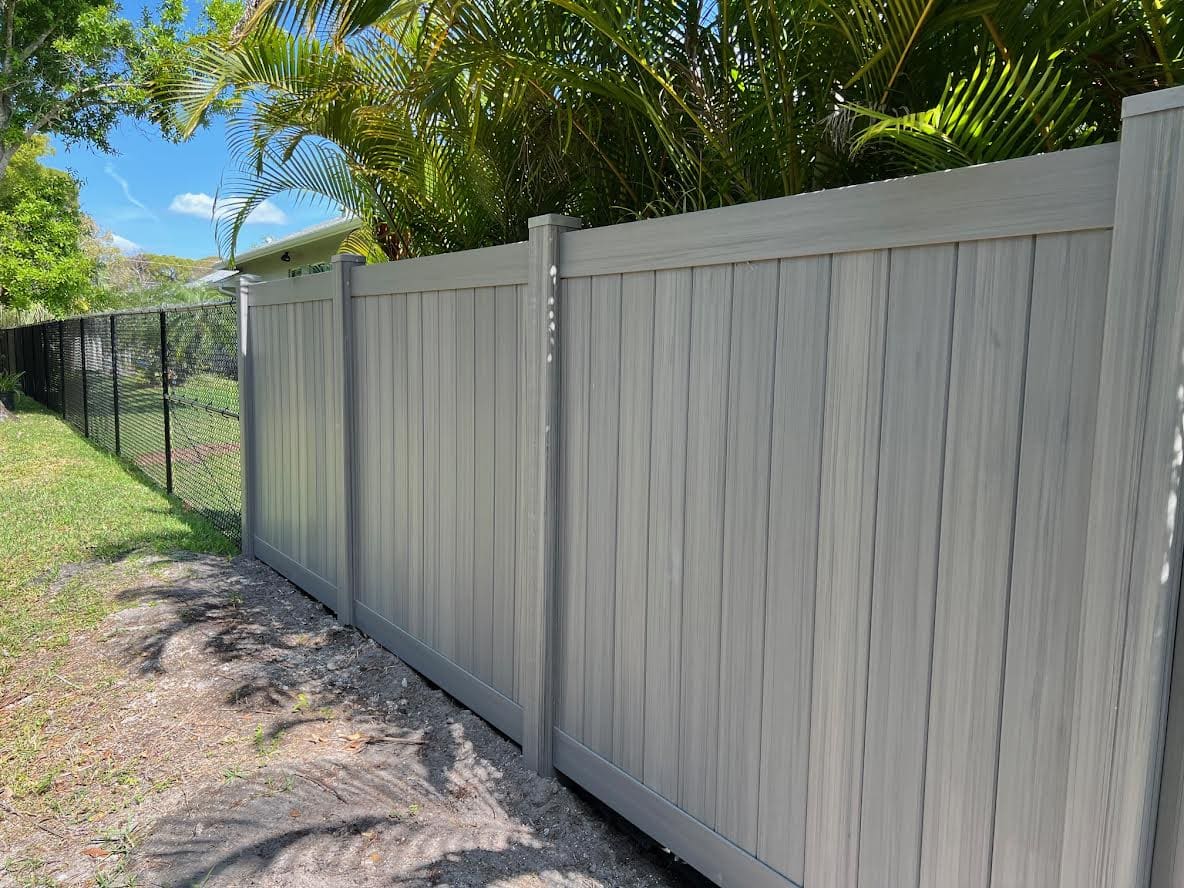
849;54;1099;172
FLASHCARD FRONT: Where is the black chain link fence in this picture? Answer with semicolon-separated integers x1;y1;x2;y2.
1;302;242;546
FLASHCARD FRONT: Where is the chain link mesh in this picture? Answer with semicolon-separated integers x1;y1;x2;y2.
2;303;242;547
63;320;85;435
166;303;241;542
83;317;117;453
45;324;61;413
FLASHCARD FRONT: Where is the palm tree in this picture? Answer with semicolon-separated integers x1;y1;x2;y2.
161;0;1183;261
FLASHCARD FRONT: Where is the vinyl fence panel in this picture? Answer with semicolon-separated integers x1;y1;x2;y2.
245;277;343;611
550;143;1140;888
348;243;530;742
109;83;1184;888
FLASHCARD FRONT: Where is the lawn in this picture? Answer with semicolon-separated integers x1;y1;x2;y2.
0;396;233;637
0;397;234;842
57;366;243;543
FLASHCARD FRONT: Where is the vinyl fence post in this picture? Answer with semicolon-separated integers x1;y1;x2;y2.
238;274;261;558
160;309;173;495
331;253;365;626
519;213;581;777
110;315;121;455
79;319;90;438
1066;84;1184;888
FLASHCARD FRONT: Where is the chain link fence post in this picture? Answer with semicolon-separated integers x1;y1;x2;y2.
79;319;90;438
57;322;65;418
110;315;121;455
159;309;173;495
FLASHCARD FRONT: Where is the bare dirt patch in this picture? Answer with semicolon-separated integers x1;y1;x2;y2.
1;553;699;887
132;441;239;471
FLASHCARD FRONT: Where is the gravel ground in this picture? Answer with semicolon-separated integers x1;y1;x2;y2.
1;552;704;888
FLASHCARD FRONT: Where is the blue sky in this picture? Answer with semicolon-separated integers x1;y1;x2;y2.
43;118;337;261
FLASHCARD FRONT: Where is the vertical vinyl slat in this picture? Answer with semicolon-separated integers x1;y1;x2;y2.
346;300;363;600
378;296;397;622
300;302;314;568
756;256;831;882
558;276;592;739
326;297;343;587
584;273;622;758
288;305;302;563
284;305;298;560
678;263;733;825
437;289;459;655
804;249;889;888
990;231;1109;886
474;286;497;684
305;302;321;573
263;307;279;552
858;244;957;888
455;288;477;670
421;292;441;650
406;293;426;639
250;309;265;549
391;295;411;628
919;236;1035;888
612;270;655;778
642;268;692;799
493;285;519;698
310;303;329;584
315;301;332;581
267;309;280;553
360;297;379;610
359;297;379;612
716;259;779;852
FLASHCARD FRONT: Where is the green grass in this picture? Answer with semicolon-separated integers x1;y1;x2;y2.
0;397;237;850
0;396;234;668
64;368;242;540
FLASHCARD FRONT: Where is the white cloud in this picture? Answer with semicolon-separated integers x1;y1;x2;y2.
110;233;141;255
104;163;158;222
168;192;288;225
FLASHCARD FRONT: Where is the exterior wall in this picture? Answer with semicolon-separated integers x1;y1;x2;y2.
237;231;350;281
235;85;1184;888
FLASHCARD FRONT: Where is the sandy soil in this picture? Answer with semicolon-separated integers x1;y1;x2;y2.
1;552;704;887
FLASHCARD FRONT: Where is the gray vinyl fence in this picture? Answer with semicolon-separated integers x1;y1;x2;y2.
237;86;1184;888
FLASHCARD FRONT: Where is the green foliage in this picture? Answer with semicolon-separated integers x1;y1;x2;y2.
0;136;97;314
161;0;1182;260
92;253;222;313
0;0;242;177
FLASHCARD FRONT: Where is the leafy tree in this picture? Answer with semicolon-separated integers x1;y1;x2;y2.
165;0;1183;261
0;0;241;180
0;135;96;314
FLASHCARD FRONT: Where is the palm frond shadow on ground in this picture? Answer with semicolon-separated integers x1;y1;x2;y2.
100;554;701;887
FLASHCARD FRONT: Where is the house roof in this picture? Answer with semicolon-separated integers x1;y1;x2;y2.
225;215;361;268
193;267;241;287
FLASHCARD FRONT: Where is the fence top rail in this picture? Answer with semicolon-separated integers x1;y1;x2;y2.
246;271;333;307
1;298;236;333
351;240;528;298
559;141;1121;278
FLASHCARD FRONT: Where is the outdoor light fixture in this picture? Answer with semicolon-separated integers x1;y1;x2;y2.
281;251;291;262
